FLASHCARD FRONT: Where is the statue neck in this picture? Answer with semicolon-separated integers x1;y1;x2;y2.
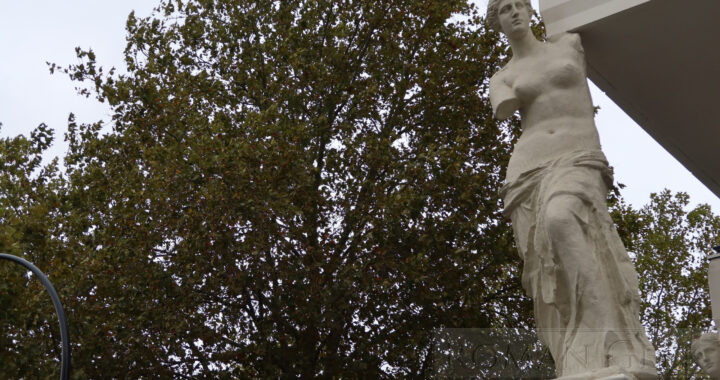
508;31;543;59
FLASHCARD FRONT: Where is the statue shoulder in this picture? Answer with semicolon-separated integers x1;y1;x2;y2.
490;65;508;84
490;64;514;93
548;32;584;53
491;59;516;83
489;64;519;120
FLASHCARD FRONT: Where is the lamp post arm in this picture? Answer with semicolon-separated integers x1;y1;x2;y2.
0;253;70;380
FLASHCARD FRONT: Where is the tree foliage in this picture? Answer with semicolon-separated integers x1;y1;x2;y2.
5;0;532;377
0;123;66;378
611;190;720;379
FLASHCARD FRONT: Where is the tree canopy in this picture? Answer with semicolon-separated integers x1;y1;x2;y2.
611;190;720;378
4;0;530;377
0;0;717;378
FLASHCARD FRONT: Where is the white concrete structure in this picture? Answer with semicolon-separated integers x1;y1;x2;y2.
709;253;720;326
539;0;720;198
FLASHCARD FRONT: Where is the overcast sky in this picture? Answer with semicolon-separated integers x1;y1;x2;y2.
1;0;718;212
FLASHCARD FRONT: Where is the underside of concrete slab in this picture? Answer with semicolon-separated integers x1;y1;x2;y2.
540;0;720;199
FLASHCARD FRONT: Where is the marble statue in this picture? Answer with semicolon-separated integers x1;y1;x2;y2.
693;333;720;379
487;0;657;378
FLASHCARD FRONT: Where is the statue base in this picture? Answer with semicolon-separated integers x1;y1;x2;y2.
554;365;657;380
557;375;635;380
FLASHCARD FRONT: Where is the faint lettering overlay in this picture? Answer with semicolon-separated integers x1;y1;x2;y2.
431;328;685;379
432;328;555;379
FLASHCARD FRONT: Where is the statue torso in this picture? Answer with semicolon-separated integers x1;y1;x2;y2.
492;33;602;183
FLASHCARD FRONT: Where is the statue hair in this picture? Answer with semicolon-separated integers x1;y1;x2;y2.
486;0;534;32
693;332;720;356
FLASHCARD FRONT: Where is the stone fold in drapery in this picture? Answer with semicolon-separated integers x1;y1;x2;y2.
501;150;656;379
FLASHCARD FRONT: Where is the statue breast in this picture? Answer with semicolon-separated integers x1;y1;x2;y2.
511;45;585;103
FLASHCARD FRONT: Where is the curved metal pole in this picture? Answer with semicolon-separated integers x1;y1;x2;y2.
0;253;70;380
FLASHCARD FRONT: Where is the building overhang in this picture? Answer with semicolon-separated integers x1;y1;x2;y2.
540;0;720;199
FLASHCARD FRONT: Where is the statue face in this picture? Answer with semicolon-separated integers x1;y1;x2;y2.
695;342;720;377
497;0;531;39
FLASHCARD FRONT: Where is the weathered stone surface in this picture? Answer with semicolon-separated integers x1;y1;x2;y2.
486;0;657;377
692;332;720;379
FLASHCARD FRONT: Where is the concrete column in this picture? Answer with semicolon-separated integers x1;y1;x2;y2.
709;246;720;327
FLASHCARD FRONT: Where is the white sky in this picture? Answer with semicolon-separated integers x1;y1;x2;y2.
1;0;718;212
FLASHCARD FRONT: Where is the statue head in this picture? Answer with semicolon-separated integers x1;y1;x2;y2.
693;333;720;378
487;0;534;38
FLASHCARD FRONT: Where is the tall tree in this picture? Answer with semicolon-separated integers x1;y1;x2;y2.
611;190;720;379
0;124;67;378
43;0;529;377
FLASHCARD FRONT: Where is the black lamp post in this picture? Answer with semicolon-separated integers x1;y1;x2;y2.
0;253;70;380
